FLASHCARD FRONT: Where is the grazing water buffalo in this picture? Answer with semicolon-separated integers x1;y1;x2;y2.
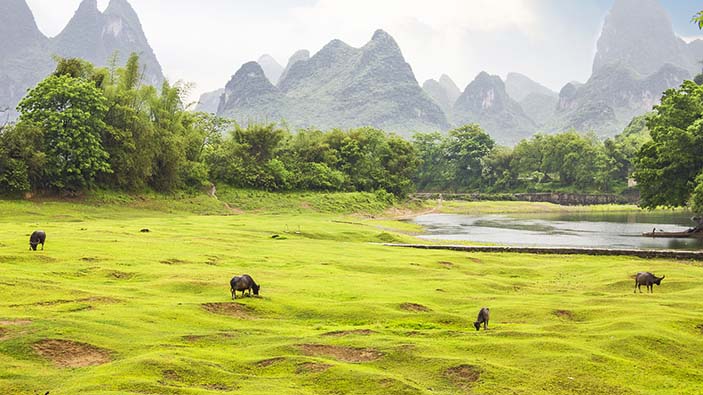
230;274;260;299
29;230;46;251
473;307;490;331
634;272;665;293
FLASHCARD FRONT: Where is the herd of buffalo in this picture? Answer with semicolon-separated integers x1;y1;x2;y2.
26;230;667;331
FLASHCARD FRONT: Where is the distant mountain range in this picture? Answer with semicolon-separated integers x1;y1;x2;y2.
211;30;449;134
2;0;701;145
197;0;703;145
0;0;163;119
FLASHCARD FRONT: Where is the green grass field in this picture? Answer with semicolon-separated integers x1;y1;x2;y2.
0;194;702;394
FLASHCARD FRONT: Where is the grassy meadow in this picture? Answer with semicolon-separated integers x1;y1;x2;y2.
0;193;702;394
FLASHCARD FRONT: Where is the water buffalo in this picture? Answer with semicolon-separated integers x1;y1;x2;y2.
230;274;260;299
29;230;46;251
634;272;665;293
473;307;490;331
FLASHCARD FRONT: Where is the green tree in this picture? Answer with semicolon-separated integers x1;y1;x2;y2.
17;74;110;191
206;123;291;191
412;132;451;191
444;124;495;190
0;122;46;192
635;81;703;209
482;146;519;192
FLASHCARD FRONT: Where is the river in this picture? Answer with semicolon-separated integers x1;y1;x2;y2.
410;211;703;250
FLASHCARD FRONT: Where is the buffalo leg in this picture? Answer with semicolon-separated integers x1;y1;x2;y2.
484;320;488;330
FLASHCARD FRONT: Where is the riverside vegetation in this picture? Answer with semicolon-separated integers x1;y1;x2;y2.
0;54;664;201
1;194;703;394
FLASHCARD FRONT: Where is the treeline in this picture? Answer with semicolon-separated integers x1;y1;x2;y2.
413;121;647;194
0;55;647;198
0;55;419;196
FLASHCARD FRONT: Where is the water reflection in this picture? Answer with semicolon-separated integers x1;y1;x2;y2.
411;212;703;250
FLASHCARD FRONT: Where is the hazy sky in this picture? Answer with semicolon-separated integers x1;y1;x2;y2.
24;0;703;101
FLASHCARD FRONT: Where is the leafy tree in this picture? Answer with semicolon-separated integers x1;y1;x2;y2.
17;74;110;191
206;123;291;191
482;146;519;191
0;123;46;192
412;132;450;191
635;81;703;209
444;124;495;189
283;129;344;191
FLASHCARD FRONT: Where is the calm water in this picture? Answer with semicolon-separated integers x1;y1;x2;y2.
411;212;703;250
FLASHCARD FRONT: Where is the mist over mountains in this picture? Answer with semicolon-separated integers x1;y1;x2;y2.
196;0;703;144
2;0;702;145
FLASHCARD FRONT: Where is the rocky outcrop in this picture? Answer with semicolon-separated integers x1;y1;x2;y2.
218;30;448;134
278;49;310;87
505;72;557;102
0;0;165;118
452;72;536;145
0;0;52;117
257;54;283;85
551;0;696;137
195;88;224;114
593;0;693;76
423;74;461;116
505;73;559;128
552;63;690;137
53;0;164;86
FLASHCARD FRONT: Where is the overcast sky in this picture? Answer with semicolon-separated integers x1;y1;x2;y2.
24;0;703;101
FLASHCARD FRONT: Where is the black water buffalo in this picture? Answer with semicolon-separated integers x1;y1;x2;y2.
634;272;665;293
29;230;46;251
473;307;490;331
230;274;260;299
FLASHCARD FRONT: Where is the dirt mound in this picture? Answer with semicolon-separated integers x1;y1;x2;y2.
554;310;575;320
257;357;286;367
202;303;252;318
438;261;454;268
162;368;236;391
12;297;119;308
160;258;191;265
696;324;703;334
468;257;482;264
109;271;134;280
445;364;481;389
322;329;375;337
182;332;236;342
298;344;383;363
0;319;31;326
400;303;431;312
33;339;111;368
296;362;331;374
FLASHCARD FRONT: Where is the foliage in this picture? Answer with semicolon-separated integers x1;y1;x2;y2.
413;127;632;194
635;81;703;210
17;74;111;191
0;122;45;192
693;10;703;30
206;125;420;196
0;54;658;198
